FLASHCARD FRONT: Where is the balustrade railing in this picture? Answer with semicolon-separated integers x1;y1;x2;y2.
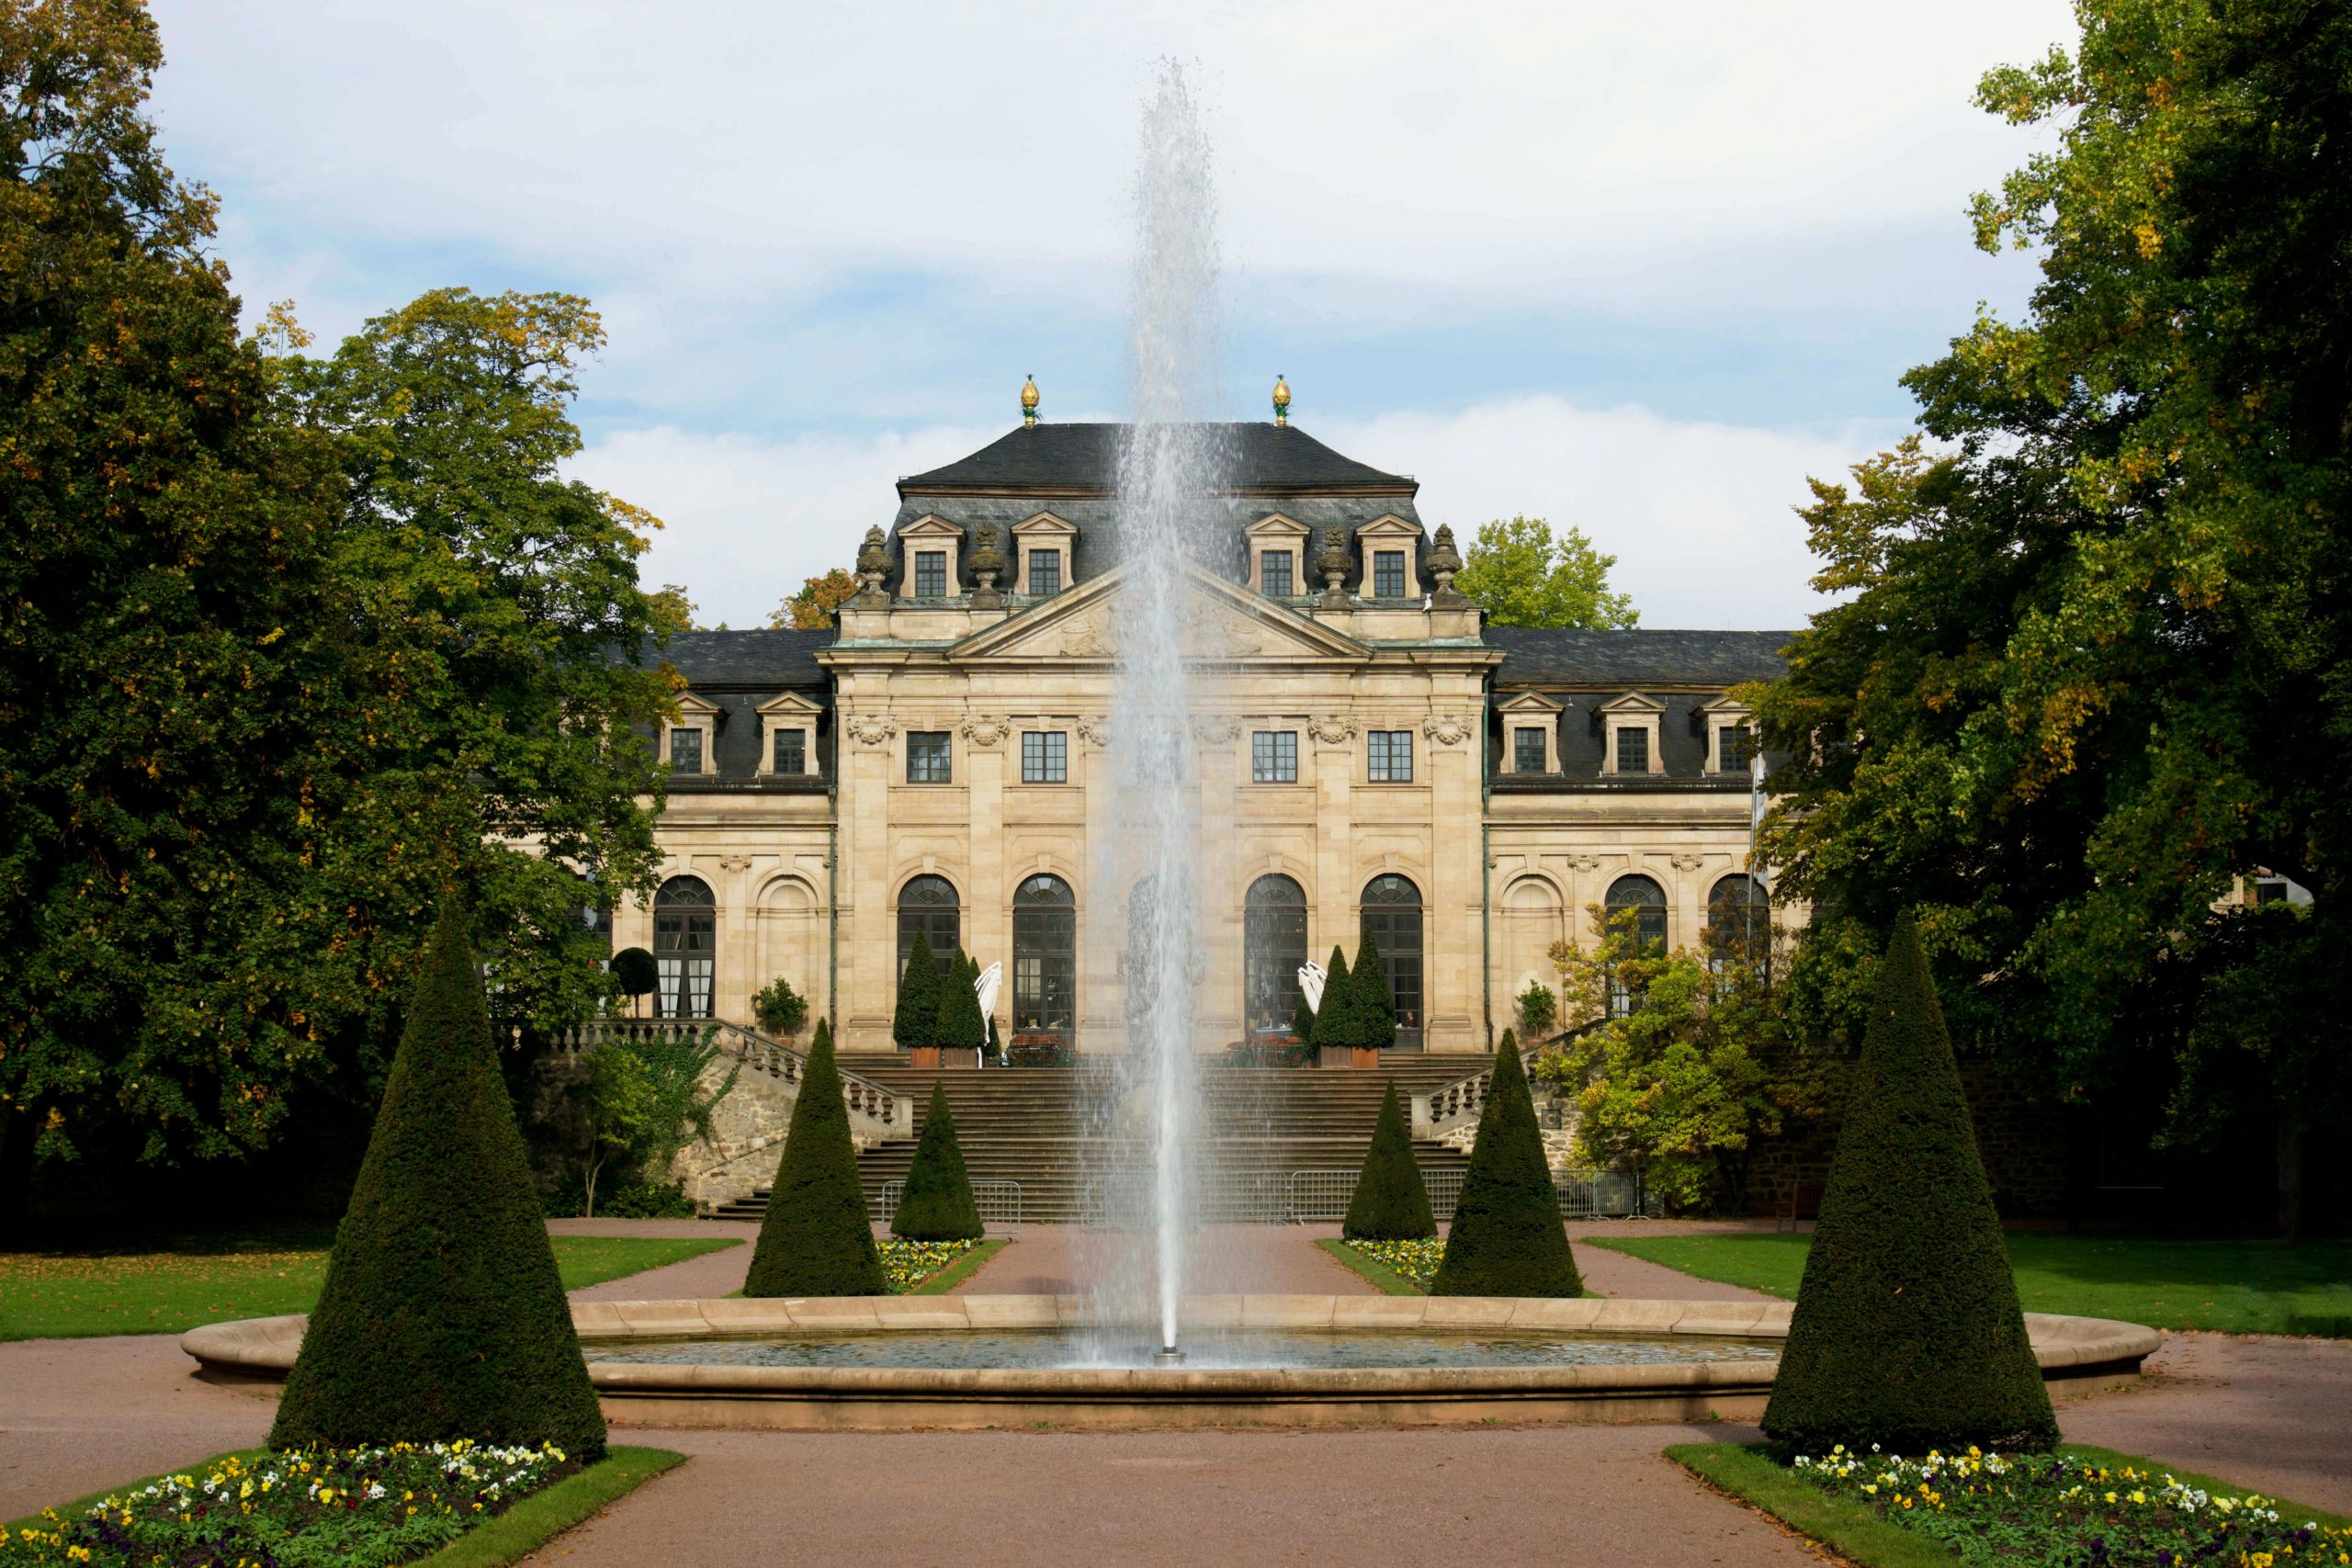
1409;1045;1546;1142
546;1018;911;1139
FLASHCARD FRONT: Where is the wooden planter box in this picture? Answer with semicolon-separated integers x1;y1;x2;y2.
1351;1046;1380;1069
910;1046;941;1068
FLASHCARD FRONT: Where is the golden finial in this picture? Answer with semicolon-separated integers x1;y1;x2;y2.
1021;374;1040;426
1272;373;1291;426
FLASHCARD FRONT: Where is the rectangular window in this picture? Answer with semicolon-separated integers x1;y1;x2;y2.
1720;724;1755;773
1614;727;1649;773
1373;549;1407;600
668;728;703;774
1028;548;1061;596
1513;728;1547;773
1021;729;1068;784
1368;729;1413;782
2253;878;2290;907
914;550;947;598
907;730;952;783
1260;550;1294;597
1251;729;1297;784
775;728;806;774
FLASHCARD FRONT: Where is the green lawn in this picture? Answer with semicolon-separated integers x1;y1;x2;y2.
1587;1231;2352;1336
0;1231;743;1341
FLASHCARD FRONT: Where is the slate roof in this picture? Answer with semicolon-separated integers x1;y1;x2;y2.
899;423;1415;494
1486;626;1793;688
650;628;831;688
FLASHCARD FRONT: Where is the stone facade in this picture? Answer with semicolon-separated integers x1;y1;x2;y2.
613;420;1796;1059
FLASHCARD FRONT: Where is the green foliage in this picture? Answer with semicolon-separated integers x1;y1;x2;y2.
1451;516;1637;628
1762;917;2056;1460
555;1026;734;1218
270;907;606;1455
750;975;808;1037
810;1016;831;1054
1343;1082;1435;1240
935;949;985;1053
1351;931;1396;1048
891;1082;982;1241
1538;907;1834;1213
1430;1031;1582;1297
1291;995;1316;1045
891;933;939;1053
1515;980;1558;1041
771;567;858;630
609;948;657;1001
1751;0;2352;1232
1309;946;1352;1051
741;1027;886;1297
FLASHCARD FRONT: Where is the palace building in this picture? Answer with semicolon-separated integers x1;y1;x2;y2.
615;407;1792;1057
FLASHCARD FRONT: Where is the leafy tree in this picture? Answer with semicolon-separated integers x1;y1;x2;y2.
751;975;808;1037
1430;1030;1582;1297
893;933;939;1053
648;582;698;635
1343;1081;1435;1240
1452;516;1637;628
1309;945;1353;1053
1537;907;1832;1213
610;947;657;1014
1750;0;2352;1232
577;1045;653;1220
1761;916;2056;1459
771;568;858;630
270;906;605;1454
742;1024;887;1296
891;1081;982;1241
1516;980;1557;1041
1290;994;1316;1046
935;948;985;1054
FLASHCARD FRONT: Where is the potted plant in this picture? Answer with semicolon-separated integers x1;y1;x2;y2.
895;933;942;1067
1352;930;1397;1069
751;975;808;1038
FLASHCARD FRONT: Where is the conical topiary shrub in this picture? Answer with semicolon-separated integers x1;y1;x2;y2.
743;1023;888;1296
892;931;939;1054
892;1081;984;1240
1310;945;1352;1054
810;1015;832;1054
1430;1029;1581;1297
1344;1081;1435;1239
1761;915;2057;1458
1291;994;1315;1046
271;905;605;1455
1353;929;1396;1048
936;948;985;1055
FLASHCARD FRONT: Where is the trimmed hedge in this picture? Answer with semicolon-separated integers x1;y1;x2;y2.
1291;995;1316;1046
270;905;606;1455
892;1081;984;1240
1344;1080;1436;1239
1430;1029;1581;1297
892;931;939;1053
937;948;985;1054
1760;914;2058;1459
1310;945;1352;1052
742;1025;888;1296
1353;929;1396;1047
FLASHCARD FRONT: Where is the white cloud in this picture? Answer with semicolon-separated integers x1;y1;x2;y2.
585;400;1889;630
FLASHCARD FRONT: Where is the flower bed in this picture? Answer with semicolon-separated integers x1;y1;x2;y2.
1790;1446;2352;1566
1345;1238;1443;1292
1;1442;573;1568
876;1237;981;1293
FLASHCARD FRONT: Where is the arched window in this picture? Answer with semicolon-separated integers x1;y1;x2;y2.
1012;874;1076;1037
896;874;961;976
1243;874;1308;1038
1361;874;1424;1046
653;874;716;1019
1706;874;1770;977
1604;874;1668;1019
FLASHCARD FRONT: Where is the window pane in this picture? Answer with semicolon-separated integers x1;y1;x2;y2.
653;875;716;1019
669;728;703;773
1260;550;1294;596
1373;549;1407;599
1513;728;1546;773
1604;874;1668;1018
907;731;952;783
1369;730;1413;782
1022;730;1067;784
1721;724;1754;773
1029;549;1061;596
1252;729;1296;784
1012;874;1076;1035
896;875;960;978
775;728;806;773
1360;875;1422;1044
914;550;947;598
1615;727;1649;773
1244;874;1308;1036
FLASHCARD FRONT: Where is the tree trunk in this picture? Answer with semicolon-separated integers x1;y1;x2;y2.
2277;1111;2307;1242
0;1105;37;1242
583;1156;602;1220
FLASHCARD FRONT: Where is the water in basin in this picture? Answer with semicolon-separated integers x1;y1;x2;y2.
593;1328;1781;1372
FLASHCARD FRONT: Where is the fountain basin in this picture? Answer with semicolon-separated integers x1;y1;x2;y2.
180;1294;2162;1431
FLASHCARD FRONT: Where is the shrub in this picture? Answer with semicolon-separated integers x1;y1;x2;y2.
891;931;940;1053
1310;945;1352;1052
1343;1081;1436;1239
1352;930;1396;1048
1760;914;2057;1459
1516;979;1557;1040
935;948;986;1054
270;905;606;1455
742;1024;888;1296
751;975;808;1036
1291;994;1316;1044
810;1015;832;1053
891;1081;984;1240
610;946;656;1010
1430;1029;1581;1297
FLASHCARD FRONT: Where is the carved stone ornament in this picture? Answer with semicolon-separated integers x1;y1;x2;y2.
1077;717;1113;748
854;525;892;603
718;854;752;874
1307;715;1358;745
1670;853;1707;873
1420;713;1472;746
845;715;898;747
1191;715;1241;745
1567;855;1602;873
958;716;1011;748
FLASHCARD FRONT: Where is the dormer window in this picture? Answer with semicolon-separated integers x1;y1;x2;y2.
1496;690;1563;775
1373;550;1407;600
1352;514;1424;602
1260;549;1294;597
1614;727;1648;773
914;551;946;598
1513;728;1546;773
756;692;823;776
1028;548;1062;596
1599;692;1666;777
668;728;704;773
895;513;965;602
1012;512;1080;599
663;692;721;777
1245;513;1310;598
1701;695;1758;774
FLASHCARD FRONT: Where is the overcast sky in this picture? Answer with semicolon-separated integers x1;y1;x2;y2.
147;0;2075;629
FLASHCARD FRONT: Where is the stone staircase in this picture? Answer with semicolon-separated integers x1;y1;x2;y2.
711;1057;1484;1224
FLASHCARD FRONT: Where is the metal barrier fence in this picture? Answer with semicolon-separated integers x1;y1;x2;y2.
875;1178;1024;1226
1074;1171;1293;1226
1285;1168;1658;1223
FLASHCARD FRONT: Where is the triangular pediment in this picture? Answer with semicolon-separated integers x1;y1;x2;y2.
951;562;1369;663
